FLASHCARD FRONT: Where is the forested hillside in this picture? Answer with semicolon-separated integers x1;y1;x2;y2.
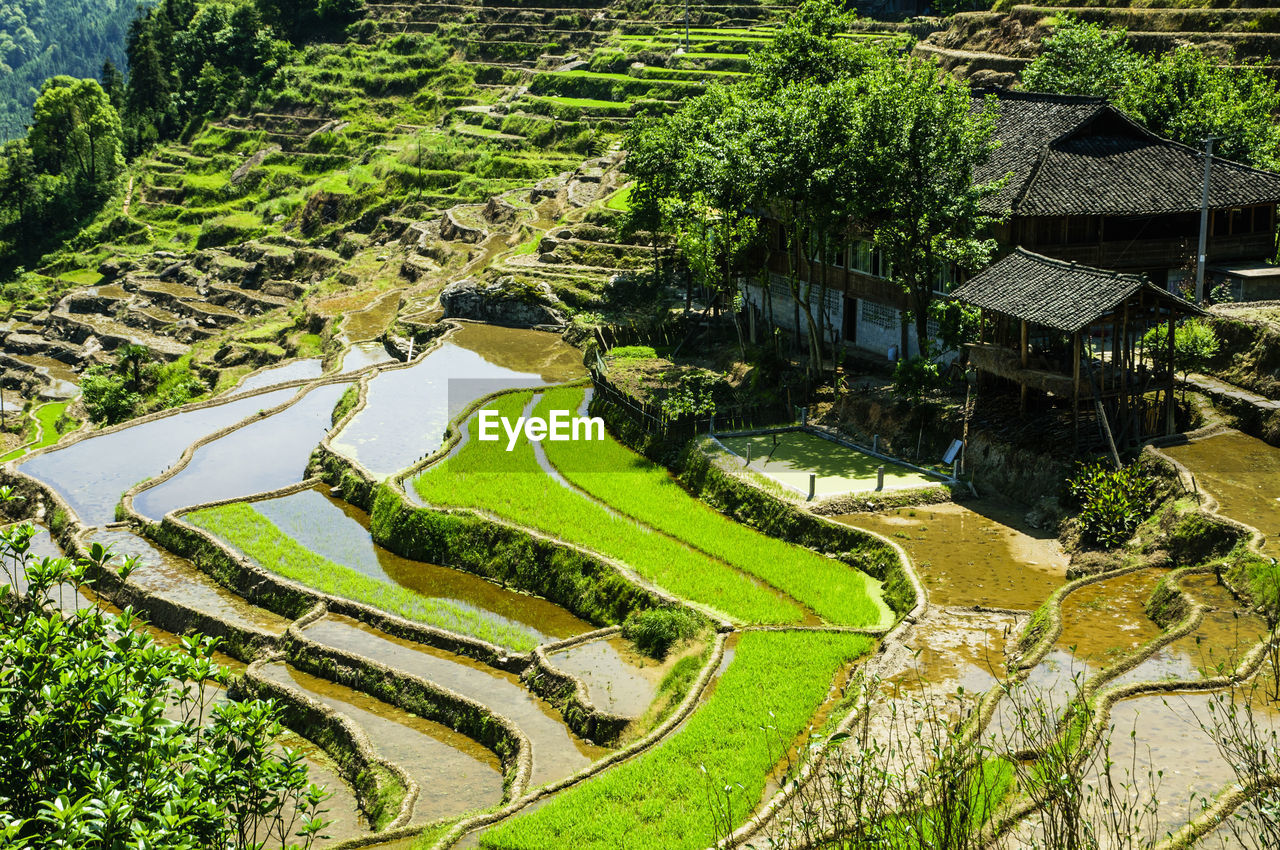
0;0;147;139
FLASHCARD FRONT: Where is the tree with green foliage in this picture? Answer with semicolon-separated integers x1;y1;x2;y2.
748;0;872;93
1142;318;1220;400
1022;16;1140;99
115;342;154;392
81;364;140;425
0;515;330;848
27;76;124;197
854;60;1001;355
1023;17;1280;170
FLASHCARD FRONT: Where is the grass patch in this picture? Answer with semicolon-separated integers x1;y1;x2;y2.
0;400;77;462
538;388;889;627
412;392;802;624
185;502;541;651
481;631;873;850
603;185;632;213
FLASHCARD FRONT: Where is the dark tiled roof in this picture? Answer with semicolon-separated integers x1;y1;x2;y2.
951;248;1204;332
971;89;1105;215
972;88;1280;216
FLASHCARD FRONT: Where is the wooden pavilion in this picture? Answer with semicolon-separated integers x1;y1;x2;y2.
951;248;1207;453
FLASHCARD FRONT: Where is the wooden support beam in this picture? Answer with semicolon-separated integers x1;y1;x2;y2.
1165;310;1176;436
1020;319;1029;416
1073;331;1081;451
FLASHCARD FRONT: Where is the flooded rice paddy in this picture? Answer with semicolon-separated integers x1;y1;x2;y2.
1163;430;1280;555
85;527;290;637
261;661;507;823
132;382;350;519
250;484;593;641
301;613;609;785
545;634;668;718
237;358;325;392
834;500;1067;610
331;324;584;478
19;386;298;526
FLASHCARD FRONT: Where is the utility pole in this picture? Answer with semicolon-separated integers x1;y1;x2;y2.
684;0;690;52
1195;136;1218;305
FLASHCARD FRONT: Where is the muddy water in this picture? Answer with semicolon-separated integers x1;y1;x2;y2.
331;324;584;478
341;290;402;342
20;386;299;526
1094;687;1280;838
833;500;1067;610
546;635;664;717
1163;431;1280;556
1112;574;1269;687
133;383;350;519
275;729;373;845
339;341;396;373
84;528;290;637
1056;568;1168;673
8;352;79;398
251;484;592;641
301;613;609;786
261;661;506;823
237;359;325;392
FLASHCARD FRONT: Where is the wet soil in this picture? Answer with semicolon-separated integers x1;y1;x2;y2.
833;500;1067;610
545;635;668;718
301;613;609;786
1163;431;1280;556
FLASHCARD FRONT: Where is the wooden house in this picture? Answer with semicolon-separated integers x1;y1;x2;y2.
744;89;1280;359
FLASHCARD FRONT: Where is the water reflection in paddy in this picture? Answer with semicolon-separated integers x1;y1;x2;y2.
261;661;506;823
339;340;396;373
85;527;290;637
251;484;592;641
331;324;585;478
302;613;608;786
832;500;1067;610
546;635;666;718
236;359;325;393
133;383;350;519
20;387;298;526
1112;573;1268;687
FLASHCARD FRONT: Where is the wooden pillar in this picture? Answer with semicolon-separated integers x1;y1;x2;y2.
1020;319;1029;416
1118;300;1130;442
1165;310;1177;436
1072;331;1081;451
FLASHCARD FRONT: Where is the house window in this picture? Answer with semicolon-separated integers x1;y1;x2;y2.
851;240;890;278
861;301;897;330
933;264;959;295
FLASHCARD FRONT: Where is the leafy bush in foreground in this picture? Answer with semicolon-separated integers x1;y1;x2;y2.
1068;461;1157;549
0;517;328;849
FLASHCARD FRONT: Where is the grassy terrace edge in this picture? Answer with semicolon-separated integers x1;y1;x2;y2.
184;501;543;652
479;630;875;850
535;386;891;627
411;391;804;625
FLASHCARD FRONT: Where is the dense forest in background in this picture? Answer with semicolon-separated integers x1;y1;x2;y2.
0;0;148;140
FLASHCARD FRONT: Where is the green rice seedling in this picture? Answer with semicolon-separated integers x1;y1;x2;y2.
536;388;891;627
480;631;873;850
186;502;540;651
413;392;801;625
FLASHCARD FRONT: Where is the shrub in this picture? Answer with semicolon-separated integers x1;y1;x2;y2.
891;356;944;398
622;607;700;659
1068;461;1157;549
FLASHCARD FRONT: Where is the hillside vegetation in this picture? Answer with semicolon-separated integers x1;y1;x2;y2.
0;0;144;140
